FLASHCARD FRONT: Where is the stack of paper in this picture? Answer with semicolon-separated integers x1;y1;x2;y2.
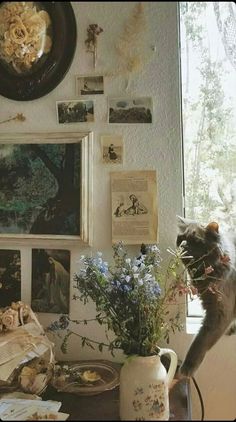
0;398;69;420
0;322;54;383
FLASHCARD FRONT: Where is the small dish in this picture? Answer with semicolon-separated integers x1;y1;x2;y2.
51;360;120;396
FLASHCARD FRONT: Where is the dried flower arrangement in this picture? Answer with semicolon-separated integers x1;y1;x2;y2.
0;2;52;73
0;301;31;331
109;2;153;89
85;23;103;68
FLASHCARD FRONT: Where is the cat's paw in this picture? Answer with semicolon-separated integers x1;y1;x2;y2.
179;361;194;378
225;324;236;336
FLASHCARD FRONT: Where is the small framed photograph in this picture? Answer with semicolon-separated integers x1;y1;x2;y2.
108;97;153;124
101;134;123;164
56;99;95;124
76;75;104;95
31;248;70;314
0;250;21;307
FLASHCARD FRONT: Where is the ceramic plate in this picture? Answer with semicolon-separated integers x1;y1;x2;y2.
51;361;120;396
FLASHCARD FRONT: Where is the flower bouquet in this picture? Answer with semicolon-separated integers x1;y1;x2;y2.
48;242;195;357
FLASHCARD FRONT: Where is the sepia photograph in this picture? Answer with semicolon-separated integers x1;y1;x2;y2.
31;248;70;314
111;170;158;244
101;134;123;164
0;250;21;307
76;75;104;95
108;97;153;124
57;100;95;124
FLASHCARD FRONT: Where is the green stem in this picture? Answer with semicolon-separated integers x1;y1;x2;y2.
66;329;121;350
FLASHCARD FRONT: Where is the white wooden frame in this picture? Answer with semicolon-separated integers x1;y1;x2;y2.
0;132;93;246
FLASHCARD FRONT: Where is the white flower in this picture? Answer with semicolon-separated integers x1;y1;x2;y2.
2;308;19;330
132;266;139;272
125;258;131;265
125;275;131;282
133;273;139;279
150;245;159;251
167;247;193;259
144;274;152;281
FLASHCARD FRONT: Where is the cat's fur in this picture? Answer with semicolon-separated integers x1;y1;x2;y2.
176;216;236;377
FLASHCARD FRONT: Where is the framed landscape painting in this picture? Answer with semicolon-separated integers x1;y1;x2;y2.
0;132;93;244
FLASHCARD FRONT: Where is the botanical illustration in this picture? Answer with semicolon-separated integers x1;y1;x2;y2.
76;75;104;95
57;100;94;124
0;2;52;74
108;97;152;124
0;250;21;307
0;142;81;236
101;134;123;164
31;248;70;314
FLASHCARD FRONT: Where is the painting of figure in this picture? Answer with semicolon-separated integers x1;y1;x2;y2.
0;250;21;307
31;248;70;314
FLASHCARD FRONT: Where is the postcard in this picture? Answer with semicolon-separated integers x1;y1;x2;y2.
76;75;104;95
56;99;95;124
101;134;123;164
108;97;153;124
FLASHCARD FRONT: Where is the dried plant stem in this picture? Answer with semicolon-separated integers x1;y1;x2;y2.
0;113;26;124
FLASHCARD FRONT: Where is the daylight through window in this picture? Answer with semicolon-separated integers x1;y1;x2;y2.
179;2;236;317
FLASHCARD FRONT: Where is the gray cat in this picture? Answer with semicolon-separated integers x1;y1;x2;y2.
176;216;236;377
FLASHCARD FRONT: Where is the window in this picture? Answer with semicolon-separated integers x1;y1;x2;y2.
179;2;236;319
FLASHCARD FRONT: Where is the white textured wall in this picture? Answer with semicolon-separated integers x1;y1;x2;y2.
0;2;236;420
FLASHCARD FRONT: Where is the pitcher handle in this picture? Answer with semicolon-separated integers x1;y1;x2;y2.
159;348;178;387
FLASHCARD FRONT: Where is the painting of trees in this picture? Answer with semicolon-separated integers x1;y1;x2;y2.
180;2;236;230
0;142;81;235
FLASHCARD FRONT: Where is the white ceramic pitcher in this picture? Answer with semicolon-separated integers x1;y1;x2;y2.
119;347;178;421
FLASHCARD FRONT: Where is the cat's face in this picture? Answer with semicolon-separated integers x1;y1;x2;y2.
176;216;220;266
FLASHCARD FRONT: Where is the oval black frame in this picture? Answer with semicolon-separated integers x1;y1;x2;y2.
0;2;77;101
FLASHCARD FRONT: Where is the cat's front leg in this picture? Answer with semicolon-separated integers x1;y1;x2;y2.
180;315;231;377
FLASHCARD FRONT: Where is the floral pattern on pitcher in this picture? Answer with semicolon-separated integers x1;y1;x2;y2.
132;381;166;420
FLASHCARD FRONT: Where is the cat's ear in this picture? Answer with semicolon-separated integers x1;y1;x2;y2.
206;222;219;233
176;215;196;233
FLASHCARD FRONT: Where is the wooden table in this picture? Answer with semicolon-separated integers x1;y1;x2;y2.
43;380;191;421
43;361;192;421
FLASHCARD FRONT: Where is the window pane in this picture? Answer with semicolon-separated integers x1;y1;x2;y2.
179;2;236;316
